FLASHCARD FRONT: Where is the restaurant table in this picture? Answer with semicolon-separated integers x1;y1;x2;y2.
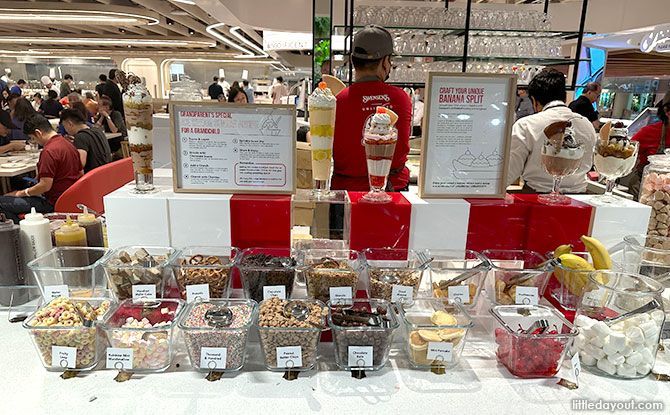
0;152;39;193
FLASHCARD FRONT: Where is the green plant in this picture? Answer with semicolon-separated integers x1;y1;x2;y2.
314;39;331;68
314;16;331;40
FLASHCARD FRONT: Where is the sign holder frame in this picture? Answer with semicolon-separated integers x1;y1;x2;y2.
169;101;297;195
419;72;516;199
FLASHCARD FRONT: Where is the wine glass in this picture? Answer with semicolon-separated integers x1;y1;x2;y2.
538;122;586;205
593;138;639;204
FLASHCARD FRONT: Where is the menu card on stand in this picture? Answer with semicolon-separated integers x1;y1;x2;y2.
419;73;516;198
170;101;296;194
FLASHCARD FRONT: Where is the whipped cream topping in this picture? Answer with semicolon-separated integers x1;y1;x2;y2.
308;86;336;108
368;112;392;135
123;82;152;105
542;143;585;160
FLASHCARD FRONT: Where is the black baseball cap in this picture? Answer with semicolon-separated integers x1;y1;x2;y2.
0;110;16;129
352;25;394;60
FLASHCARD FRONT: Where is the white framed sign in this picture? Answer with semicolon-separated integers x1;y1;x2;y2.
170;101;297;194
419;73;516;198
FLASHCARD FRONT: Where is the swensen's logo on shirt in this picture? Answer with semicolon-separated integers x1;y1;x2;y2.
362;94;390;104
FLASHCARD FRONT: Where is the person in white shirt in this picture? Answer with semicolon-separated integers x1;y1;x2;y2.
507;68;596;193
40;76;60;95
270;76;289;105
219;77;231;98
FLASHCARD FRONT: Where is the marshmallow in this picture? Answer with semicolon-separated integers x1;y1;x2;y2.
597;357;617;376
640;347;654;365
651;310;665;325
611;322;626;333
590;335;606;348
607;353;625;366
574;334;587;349
617;363;637;378
625;327;645;344
575;315;596;329
581;352;597;366
637;362;652;375
591;321;612;337
607;332;626;351
640;320;660;339
585;344;606;359
645;335;660;347
620;343;634;357
625;352;643;366
602;341;620;357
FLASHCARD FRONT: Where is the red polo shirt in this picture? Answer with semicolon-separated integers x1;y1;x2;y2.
632;121;669;167
332;81;411;191
38;134;83;205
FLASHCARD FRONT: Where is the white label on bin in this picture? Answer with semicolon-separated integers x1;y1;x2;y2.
570;353;581;386
186;284;210;303
514;286;538;305
200;347;227;370
329;287;353;304
348;346;373;367
106;348;133;370
427;342;453;362
132;284;156;300
276;346;302;368
44;285;69;300
263;285;286;300
391;285;413;303
447;285;471;305
51;346;76;369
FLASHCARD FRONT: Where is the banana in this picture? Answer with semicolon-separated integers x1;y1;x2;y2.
558;253;595;296
581;235;612;270
553;244;573;258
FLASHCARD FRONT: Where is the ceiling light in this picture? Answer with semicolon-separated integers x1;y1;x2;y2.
0;9;160;26
230;26;269;58
0;37;216;47
173;0;197;4
206;23;255;56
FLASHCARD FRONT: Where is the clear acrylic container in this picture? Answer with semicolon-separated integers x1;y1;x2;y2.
178;299;257;372
549;251;593;311
622;235;670;281
426;249;489;308
237;248;297;303
102;246;176;301
400;298;473;370
328;298;399;371
257;298;327;372
23;297;114;371
573;271;665;379
300;249;363;304
482;249;552;305
491;304;578;378
363;248;424;304
171;246;238;301
100;298;183;373
28;247;110;298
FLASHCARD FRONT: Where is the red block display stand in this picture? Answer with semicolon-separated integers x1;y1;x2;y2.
347;192;412;251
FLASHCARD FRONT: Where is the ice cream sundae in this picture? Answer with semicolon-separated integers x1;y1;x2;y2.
308;82;337;198
123;75;154;193
593;121;638;202
363;107;398;203
539;120;585;205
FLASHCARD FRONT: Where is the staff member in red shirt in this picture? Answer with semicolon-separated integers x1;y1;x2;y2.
332;25;411;191
632;92;670;167
0;114;82;223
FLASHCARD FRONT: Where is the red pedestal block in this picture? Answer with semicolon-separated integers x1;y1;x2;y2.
515;194;592;256
230;194;292;288
465;195;530;251
347;191;412;251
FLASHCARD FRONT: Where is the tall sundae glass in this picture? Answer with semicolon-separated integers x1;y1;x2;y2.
539;120;585;205
308;81;337;199
363;107;398;203
593;121;639;204
123;75;155;193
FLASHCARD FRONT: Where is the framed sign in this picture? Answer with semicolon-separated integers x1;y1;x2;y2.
419;72;516;198
170;101;296;194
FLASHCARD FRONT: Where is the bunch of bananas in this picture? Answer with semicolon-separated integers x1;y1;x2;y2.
553;235;611;296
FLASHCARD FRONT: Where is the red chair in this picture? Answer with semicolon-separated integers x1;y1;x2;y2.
54;158;134;214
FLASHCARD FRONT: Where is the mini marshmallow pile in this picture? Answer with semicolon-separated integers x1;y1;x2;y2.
110;317;171;369
573;310;664;378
